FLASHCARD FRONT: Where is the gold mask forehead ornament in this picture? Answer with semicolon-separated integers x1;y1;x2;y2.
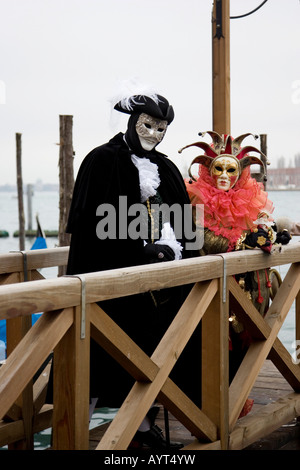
178;131;269;189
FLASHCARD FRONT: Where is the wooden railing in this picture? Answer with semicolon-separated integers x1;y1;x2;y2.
0;243;300;450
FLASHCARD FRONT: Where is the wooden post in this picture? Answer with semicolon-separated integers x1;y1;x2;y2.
212;0;231;135
6;268;34;450
251;134;268;187
27;184;33;231
201;278;229;449
10;132;35;448
58;115;74;276
52;305;90;450
16;133;25;251
260;134;268;189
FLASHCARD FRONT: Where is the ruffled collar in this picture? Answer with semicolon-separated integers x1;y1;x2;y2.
130;154;160;202
186;167;274;251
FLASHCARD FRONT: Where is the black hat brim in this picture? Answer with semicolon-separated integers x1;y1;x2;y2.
114;94;174;124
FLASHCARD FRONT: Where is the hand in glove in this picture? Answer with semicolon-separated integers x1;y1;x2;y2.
144;243;175;264
273;218;293;244
244;227;272;253
275;229;291;245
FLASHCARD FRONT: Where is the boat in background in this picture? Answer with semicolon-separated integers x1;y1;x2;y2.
30;214;47;250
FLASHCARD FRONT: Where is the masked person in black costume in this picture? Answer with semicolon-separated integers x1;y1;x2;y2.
63;89;201;449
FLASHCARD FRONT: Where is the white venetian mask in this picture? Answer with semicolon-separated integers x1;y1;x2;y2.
210;155;240;191
135;113;168;151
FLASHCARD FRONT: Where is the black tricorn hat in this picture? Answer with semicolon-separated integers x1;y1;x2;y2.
114;94;174;124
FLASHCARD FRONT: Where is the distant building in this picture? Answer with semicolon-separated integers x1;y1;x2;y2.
266;167;300;190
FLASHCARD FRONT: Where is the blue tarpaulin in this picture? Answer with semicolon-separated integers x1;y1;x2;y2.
30;215;47;250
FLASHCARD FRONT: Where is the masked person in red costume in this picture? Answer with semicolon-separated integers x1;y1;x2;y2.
180;131;291;416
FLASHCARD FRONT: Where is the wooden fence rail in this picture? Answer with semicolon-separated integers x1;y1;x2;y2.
0;243;300;450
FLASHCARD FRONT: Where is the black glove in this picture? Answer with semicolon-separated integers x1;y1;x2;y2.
144;243;175;263
244;227;272;253
275;229;291;245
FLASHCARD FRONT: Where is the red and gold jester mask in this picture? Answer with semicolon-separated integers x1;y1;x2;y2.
179;131;268;191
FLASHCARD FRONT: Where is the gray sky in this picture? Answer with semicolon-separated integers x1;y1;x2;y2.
0;0;299;186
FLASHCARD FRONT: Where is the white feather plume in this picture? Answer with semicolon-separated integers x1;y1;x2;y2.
109;77;160;111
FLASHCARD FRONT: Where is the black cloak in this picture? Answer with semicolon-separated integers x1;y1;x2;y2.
64;132;201;407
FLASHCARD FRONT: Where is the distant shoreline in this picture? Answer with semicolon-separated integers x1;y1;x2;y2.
0;184;59;192
1;184;300;192
267;188;300;191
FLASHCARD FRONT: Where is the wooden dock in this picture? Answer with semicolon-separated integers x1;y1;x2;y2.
89;360;300;451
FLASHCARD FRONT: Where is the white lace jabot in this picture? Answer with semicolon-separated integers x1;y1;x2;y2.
130;153;183;260
131;154;160;203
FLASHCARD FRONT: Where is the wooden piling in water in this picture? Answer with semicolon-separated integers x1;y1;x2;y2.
16;133;25;251
27;184;33;231
58;115;74;276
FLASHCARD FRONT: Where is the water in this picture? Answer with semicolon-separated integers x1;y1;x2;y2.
0;189;300;449
0;190;59;254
